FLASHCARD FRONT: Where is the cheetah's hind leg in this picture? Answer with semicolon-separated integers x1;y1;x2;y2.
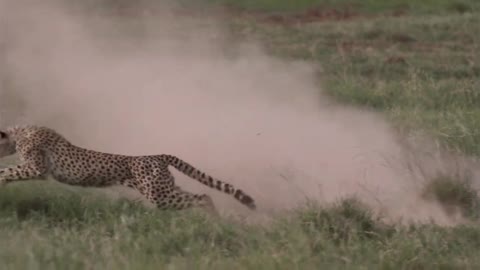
170;186;219;217
120;178;219;216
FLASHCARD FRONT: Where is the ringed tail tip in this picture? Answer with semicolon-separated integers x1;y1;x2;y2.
234;189;256;210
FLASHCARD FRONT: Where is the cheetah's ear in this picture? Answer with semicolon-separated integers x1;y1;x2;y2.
0;131;7;139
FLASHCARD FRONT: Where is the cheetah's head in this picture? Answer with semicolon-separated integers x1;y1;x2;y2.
0;130;16;158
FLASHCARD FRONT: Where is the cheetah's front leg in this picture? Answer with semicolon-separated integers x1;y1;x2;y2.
0;163;47;187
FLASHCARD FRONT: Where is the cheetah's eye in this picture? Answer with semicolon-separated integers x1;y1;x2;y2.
0;132;6;139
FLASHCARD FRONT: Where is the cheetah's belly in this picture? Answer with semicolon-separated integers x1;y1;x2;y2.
46;155;128;187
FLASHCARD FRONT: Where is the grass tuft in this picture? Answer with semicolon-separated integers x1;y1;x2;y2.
299;198;392;244
422;174;480;220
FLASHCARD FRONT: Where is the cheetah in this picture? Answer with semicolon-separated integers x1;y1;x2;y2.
0;125;256;214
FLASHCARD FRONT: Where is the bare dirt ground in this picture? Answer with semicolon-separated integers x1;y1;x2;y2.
1;0;479;226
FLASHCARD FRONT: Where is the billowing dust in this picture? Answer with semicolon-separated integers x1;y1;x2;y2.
1;0;480;225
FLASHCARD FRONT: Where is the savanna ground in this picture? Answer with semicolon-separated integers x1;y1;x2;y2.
2;0;480;269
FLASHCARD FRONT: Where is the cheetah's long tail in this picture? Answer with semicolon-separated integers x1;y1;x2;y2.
160;154;256;210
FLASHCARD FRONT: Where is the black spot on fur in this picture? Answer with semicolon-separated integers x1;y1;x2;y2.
185;166;194;175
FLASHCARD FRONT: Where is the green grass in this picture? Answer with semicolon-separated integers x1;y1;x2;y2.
1;182;480;269
76;0;480;16
228;6;480;156
195;0;480;14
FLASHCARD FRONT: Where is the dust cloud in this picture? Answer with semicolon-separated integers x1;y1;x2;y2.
1;0;478;225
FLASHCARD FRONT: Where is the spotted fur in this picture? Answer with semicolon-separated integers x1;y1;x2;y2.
0;125;256;213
